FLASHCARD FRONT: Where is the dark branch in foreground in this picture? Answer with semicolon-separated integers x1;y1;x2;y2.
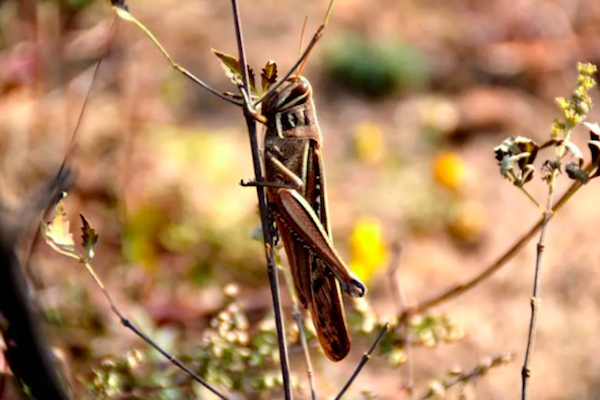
0;169;75;400
334;323;389;400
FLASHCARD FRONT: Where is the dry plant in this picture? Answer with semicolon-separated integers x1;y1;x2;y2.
2;1;600;400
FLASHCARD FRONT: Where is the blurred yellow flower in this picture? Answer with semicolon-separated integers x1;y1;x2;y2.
349;216;388;283
353;121;386;164
433;152;466;191
446;200;487;244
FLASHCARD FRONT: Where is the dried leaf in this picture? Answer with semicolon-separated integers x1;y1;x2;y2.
565;162;590;184
41;198;80;260
80;214;99;261
583;122;600;137
110;0;130;15
261;60;278;93
563;141;584;166
211;49;257;93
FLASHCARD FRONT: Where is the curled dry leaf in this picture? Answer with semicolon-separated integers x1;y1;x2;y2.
80;214;99;261
261;61;278;93
211;49;257;93
41;198;80;260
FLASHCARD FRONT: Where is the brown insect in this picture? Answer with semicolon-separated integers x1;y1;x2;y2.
261;76;366;361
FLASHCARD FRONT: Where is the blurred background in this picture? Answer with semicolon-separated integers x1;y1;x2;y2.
2;0;600;399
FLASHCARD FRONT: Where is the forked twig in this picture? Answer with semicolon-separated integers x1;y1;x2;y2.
334;323;389;400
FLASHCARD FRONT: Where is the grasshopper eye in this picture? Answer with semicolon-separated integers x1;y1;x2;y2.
285;79;311;104
277;78;311;110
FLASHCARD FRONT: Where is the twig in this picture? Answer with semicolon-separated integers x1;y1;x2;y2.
418;353;515;400
278;259;317;400
520;210;551;399
402;165;590;318
79;260;229;400
520;152;563;398
111;5;242;107
228;1;293;398
253;0;335;107
292;309;317;400
334;323;389;400
387;242;414;396
21;16;118;288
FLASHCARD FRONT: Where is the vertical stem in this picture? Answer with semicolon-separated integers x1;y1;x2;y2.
520;175;556;399
292;309;317;400
229;2;293;399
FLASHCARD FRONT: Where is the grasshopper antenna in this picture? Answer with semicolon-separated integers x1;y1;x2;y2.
294;16;310;77
254;0;335;106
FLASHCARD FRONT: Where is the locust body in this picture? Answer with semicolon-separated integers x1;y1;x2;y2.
261;76;366;361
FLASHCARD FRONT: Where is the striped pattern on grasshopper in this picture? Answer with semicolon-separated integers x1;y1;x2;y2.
261;76;366;361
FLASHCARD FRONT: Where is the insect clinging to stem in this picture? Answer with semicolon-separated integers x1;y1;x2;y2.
109;0;366;362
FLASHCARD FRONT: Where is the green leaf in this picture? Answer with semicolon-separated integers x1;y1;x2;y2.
41;198;81;261
211;49;257;93
80;214;99;261
260;61;278;93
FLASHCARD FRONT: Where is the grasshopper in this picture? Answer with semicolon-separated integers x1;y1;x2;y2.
260;76;366;361
109;0;365;362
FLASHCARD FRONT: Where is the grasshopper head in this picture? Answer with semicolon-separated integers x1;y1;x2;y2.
262;76;313;117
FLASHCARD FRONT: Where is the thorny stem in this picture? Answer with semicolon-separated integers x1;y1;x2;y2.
229;1;293;399
334;323;389;400
80;262;228;400
402;162;592;318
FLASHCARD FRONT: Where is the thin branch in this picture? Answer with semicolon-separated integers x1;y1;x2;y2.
111;5;242;106
334;323;389;400
402;164;591;317
79;260;229;400
418;353;515;400
229;1;293;398
21;16;118;287
279;260;317;400
292;309;317;400
521;159;560;399
387;242;414;396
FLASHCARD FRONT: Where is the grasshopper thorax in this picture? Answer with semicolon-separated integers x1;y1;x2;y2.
262;76;319;140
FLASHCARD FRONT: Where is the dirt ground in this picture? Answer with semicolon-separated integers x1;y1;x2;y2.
2;0;600;399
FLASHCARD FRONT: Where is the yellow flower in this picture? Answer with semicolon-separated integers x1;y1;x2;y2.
433;152;466;191
349;216;387;283
353;121;385;164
